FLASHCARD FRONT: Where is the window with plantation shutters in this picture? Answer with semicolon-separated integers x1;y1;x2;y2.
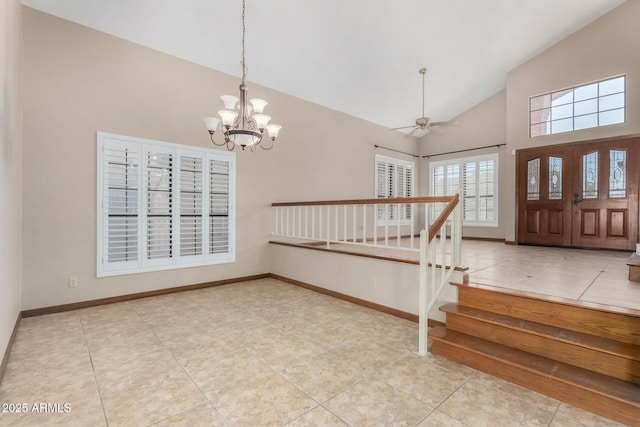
97;132;235;277
375;154;414;224
429;153;498;227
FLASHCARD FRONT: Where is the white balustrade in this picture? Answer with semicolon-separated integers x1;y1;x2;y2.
272;194;462;355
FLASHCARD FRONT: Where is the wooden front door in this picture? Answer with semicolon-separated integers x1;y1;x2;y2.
517;136;639;250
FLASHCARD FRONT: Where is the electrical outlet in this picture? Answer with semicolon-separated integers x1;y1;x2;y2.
254;257;260;265
69;277;78;288
371;277;377;288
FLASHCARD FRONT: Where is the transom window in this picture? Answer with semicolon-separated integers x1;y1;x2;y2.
429;153;498;227
97;132;235;277
530;75;625;137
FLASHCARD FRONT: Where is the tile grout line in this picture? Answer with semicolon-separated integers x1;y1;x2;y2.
133;304;234;427
576;269;606;301
546;401;562;427
254;311;359;425
428;371;477;425
79;316;110;427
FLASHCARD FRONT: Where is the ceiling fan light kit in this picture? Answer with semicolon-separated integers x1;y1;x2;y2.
392;67;457;137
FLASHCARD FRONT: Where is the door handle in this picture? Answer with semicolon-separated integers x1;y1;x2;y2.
573;193;582;205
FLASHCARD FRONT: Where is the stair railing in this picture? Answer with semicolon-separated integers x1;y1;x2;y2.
419;191;462;355
271;192;462;355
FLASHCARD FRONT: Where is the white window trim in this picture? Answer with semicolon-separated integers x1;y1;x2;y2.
429;152;498;227
97;132;236;277
374;154;414;226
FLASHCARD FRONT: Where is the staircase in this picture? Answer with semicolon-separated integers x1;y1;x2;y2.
430;282;640;426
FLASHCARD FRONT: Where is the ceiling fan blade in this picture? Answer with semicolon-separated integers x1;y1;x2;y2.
413;128;430;138
405;127;420;137
429;120;458;127
390;125;418;131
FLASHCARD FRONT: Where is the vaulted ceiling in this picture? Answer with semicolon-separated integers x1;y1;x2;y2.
22;0;626;133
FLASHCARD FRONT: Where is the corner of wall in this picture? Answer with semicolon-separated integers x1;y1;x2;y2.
0;0;24;381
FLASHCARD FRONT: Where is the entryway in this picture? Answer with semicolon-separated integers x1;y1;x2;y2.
517;135;639;250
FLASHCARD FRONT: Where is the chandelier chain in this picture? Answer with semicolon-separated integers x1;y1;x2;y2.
241;0;247;83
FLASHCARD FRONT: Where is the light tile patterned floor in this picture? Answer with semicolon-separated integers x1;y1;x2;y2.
0;276;628;426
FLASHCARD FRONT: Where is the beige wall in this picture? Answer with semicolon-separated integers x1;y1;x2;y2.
1;0;23;361
504;0;640;242
21;8;417;310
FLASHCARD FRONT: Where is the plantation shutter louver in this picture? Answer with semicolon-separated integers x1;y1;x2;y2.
179;154;203;257
104;140;140;266
388;163;396;219
209;159;230;254
403;165;413;219
145;150;174;261
478;159;495;222
463;162;476;221
376;160;389;221
374;154;414;223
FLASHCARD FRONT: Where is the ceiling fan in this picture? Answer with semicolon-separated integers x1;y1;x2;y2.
391;68;457;137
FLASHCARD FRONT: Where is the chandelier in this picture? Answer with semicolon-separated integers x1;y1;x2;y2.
203;0;281;151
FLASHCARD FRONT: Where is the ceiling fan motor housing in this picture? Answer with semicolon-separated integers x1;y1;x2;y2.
416;117;431;128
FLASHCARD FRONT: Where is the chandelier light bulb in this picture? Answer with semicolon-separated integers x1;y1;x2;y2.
253;114;271;130
202;116;220;133
218;109;238;127
266;124;281;140
220;95;238;110
250;98;268;114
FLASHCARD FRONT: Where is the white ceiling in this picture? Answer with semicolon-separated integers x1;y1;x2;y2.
22;0;625;132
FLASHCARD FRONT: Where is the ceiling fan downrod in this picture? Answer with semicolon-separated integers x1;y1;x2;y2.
420;67;427;120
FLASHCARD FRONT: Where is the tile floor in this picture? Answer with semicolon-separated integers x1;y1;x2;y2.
0;273;630;426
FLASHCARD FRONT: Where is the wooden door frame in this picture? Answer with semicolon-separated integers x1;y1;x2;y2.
516;133;640;248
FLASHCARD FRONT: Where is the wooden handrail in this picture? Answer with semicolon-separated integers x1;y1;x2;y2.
272;196;456;207
428;192;460;242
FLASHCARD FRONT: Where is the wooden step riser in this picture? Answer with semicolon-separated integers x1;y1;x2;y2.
431;337;640;427
445;313;639;384
457;286;640;344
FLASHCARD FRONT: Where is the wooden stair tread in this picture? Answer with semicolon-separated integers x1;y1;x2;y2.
440;303;639;361
429;326;640;405
451;282;640;344
451;281;640;318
